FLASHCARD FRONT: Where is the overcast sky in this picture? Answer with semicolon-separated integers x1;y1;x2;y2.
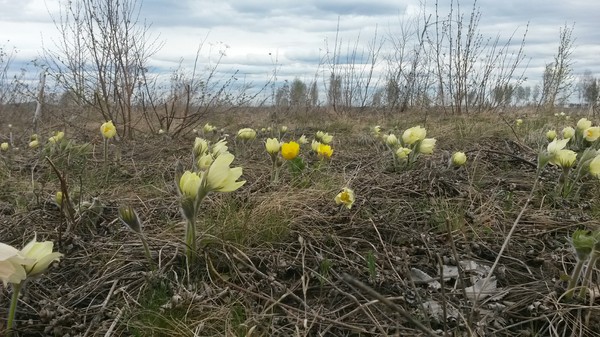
1;0;599;102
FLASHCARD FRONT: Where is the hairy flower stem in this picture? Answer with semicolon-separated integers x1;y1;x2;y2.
565;258;586;300
578;251;599;299
103;138;108;165
185;217;197;265
271;157;279;184
7;282;23;336
139;233;155;270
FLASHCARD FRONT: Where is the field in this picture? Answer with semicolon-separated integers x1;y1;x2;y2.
1;107;600;336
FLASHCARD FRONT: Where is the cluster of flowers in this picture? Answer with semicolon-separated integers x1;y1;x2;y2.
373;125;437;167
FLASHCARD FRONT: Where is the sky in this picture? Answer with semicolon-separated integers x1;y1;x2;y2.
0;0;599;103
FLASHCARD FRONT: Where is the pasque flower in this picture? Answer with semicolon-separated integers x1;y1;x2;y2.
203;152;246;193
402;126;427;145
100;121;116;139
584;126;600;142
203;123;217;133
19;236;63;278
316;131;333;144
563;126;575;139
589;155;600;178
396;147;411;159
577;118;592;131
335;188;355;209
1;142;9;151
265;138;281;155
237;128;257;140
546;130;557;141
451;152;467;166
555;149;577;168
179;171;202;199
0;243;31;286
419;138;436;154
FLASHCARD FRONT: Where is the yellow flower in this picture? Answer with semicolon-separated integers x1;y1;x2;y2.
29;140;39;149
546;130;557;141
395;147;412;159
179;171;202;199
193;137;209;157
584;127;600;142
100;121;116;139
280;126;288;133
55;191;63;206
204;152;245;192
515;119;523;126
317;144;333;159
203;123;217;133
19;236;63;278
562;126;575;139
30;134;38;141
419;138;436;154
385;133;399;147
402;126;427;145
48;131;65;144
589;155;600;178
237;128;257;140
555;149;577;168
265;138;281;155
158;129;165;135
281;141;300;160
335;187;355;209
1;142;8;151
577;118;592;130
451;152;467;166
311;140;321;152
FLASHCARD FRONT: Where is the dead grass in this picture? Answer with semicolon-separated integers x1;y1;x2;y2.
1;107;599;336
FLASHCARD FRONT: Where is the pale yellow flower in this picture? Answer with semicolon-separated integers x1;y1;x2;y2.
515;119;523;126
1;142;8;151
204;152;245;192
419;138;436;154
451;152;467;166
0;243;34;285
100;121;117;139
555;149;577;168
317;144;333;159
395;147;412;159
49;131;65;144
402;126;427;145
311;140;321;152
20;236;63;278
203;123;217;133
265;138;281;154
577;118;592;131
280;126;288;133
546;130;557;141
547;138;569;156
55;191;63;206
211;139;229;156
335;187;355;209
281;141;300;160
179;171;202;199
589;155;600;178
316;131;333;144
297;135;308;145
562;126;575;139
386;133;399;147
29;140;39;149
197;153;214;170
237;128;257;140
371;125;381;137
584;126;600;142
193;137;209;157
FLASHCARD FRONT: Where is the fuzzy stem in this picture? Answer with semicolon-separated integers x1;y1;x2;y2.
578;251;599;299
565;259;586;300
7;282;23;336
103;138;108;165
139;233;155;270
185;216;197;265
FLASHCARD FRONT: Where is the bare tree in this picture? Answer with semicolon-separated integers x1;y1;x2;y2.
538;23;576;111
41;0;162;138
